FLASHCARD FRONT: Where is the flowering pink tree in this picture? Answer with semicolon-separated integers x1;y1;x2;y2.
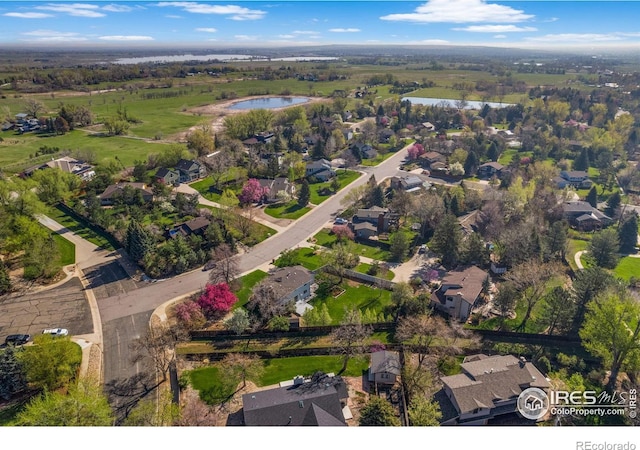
238;178;269;205
175;301;206;330
407;143;425;160
332;225;354;242
197;283;239;318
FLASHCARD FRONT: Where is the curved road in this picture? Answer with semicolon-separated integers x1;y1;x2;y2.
99;144;412;415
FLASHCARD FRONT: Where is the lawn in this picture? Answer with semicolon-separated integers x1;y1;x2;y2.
355;262;395;281
613;257;640;281
497;149;533;166
567;238;589;271
264;201;311;220
313;282;393;324
189;177;222;202
51;232;76;266
313;229;391;261
309;170;360;205
274;247;324;271
187;354;369;404
46;204;119;251
359;151;397;167
234;270;269;308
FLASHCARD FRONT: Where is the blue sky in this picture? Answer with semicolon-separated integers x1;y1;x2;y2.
1;1;640;50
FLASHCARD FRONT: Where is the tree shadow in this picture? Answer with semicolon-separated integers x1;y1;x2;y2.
103;371;160;425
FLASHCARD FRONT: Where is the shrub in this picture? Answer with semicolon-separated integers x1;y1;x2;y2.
197;283;238;318
174;301;206;330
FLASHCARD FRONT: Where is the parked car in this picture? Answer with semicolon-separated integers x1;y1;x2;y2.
203;260;217;271
4;334;31;346
42;328;69;337
334;217;348;225
418;244;428;254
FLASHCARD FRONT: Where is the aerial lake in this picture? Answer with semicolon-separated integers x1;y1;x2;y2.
229;97;311;110
402;96;514;109
112;54;338;64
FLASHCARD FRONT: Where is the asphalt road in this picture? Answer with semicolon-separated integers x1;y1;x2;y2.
97;144;412;400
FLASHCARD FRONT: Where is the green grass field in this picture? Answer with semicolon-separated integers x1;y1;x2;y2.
234;270;269;308
613;257;640;281
309;170;360;205
274;247;324;271
45;205;118;251
50;232;76;266
313;283;393;324
264;201;311;220
355;262;395;280
313;229;391;261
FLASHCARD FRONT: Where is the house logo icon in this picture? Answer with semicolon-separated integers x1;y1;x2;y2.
517;388;549;420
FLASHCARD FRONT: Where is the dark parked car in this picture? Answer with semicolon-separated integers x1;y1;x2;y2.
5;334;31;346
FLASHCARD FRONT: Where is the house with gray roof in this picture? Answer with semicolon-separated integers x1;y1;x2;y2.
562;201;611;231
263;265;314;306
431;266;488;321
257;177;295;203
242;373;349;426
437;354;550;425
175;159;205;183
368;350;401;386
352;206;397;234
98;182;154;206
154;167;180;185
477;162;504;178
306;159;335;181
390;174;429;192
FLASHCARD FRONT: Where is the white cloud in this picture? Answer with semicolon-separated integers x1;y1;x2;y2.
21;29;87;41
195;27;217;33
292;30;320;35
4;12;53;18
99;35;155;41
234;34;258;41
278;34;295;39
166;14;182;18
102;4;133;12
156;2;266;20
453;25;537;32
493;34;507;39
329;28;360;33
544;17;559;23
380;0;534;23
35;3;105;18
406;39;450;45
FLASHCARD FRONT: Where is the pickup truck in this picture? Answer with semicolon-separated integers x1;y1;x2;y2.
42;328;69;337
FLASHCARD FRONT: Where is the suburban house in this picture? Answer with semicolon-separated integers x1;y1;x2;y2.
175;159;206;183
168;216;211;239
263;265;315;306
553;170;593;189
154;168;180;185
21;156;95;181
368;350;401;386
353;222;378;239
352;206;396;234
437;354;550;425
351;142;377;159
477;162;504;179
390;174;429;192
306;159;335;181
257;177;296;203
419;151;446;168
98;182;154;206
562;201;612;231
242;373;349;426
431;266;488;321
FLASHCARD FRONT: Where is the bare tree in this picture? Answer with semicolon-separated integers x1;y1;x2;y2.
130;324;186;383
200;151;233;191
395;314;451;367
331;308;372;374
246;281;287;330
504;261;563;332
22;98;46;118
219;353;264;393
208;243;239;286
175;392;219;426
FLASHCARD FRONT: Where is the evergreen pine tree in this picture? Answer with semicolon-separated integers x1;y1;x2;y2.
298;179;311;207
618;213;639;253
126;219;154;262
574;148;590;171
585;186;598;208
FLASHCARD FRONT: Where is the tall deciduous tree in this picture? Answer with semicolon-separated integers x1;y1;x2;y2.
389;231;409;262
359;396;400;426
15;380;114;426
17;334;82;391
540;286;575;335
123;390;180;426
219;353;264;392
408;397;442;426
208;243;239;286
130;324;185;384
239;178;268;205
197;283;238;318
224;308;250;335
571;266;616;333
186;127;214;157
580;289;640;391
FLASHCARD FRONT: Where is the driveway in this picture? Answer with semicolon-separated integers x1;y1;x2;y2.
0;277;93;342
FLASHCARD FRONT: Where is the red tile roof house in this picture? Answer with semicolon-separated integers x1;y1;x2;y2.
437;354;550;425
431;266;488;322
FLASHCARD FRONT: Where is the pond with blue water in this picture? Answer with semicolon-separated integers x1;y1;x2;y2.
229;97;311;110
